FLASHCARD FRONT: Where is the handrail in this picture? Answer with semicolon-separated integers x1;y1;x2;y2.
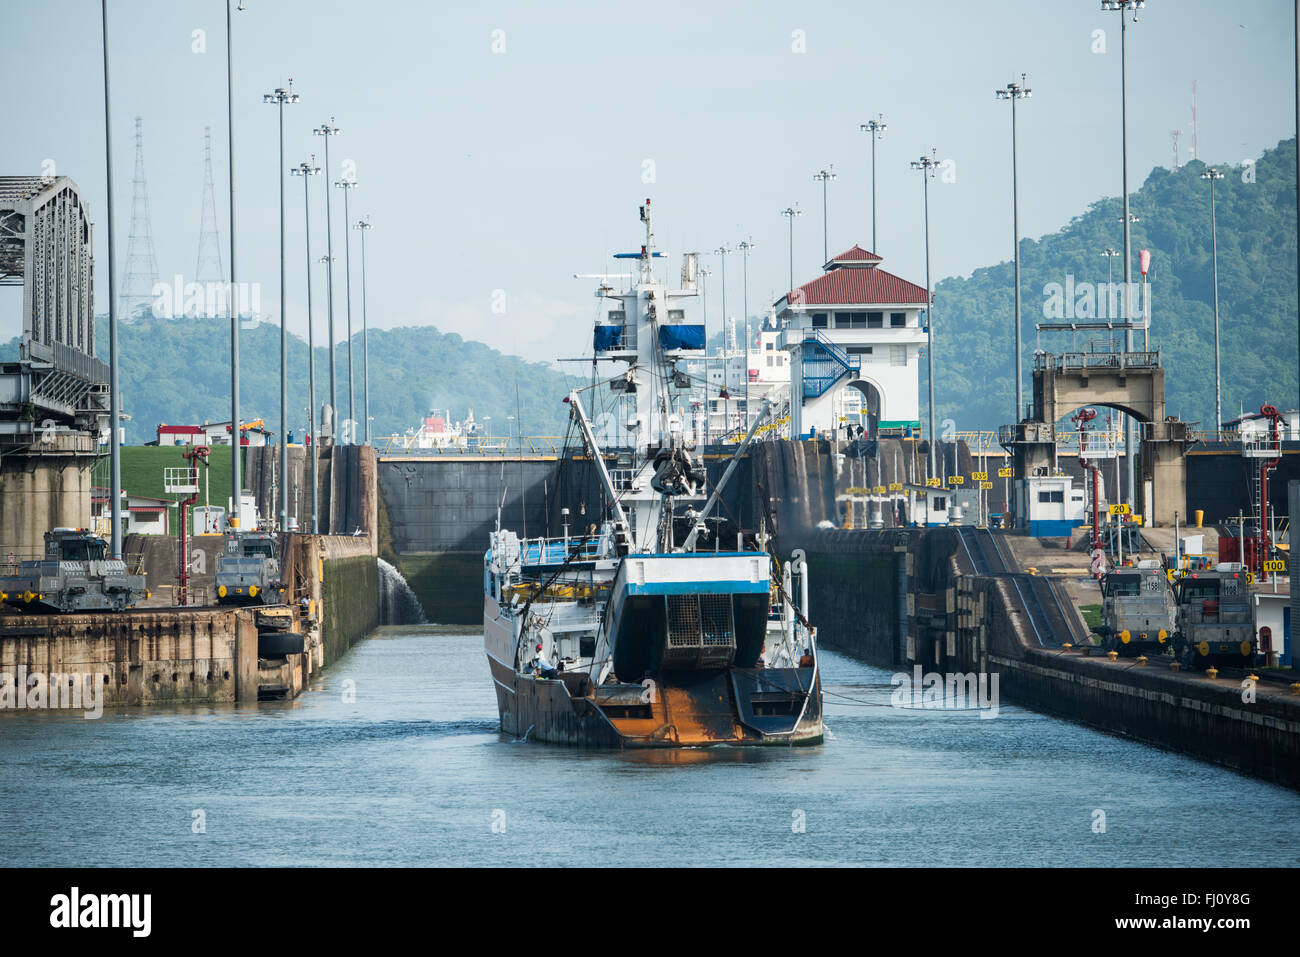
1033;350;1160;373
802;328;858;370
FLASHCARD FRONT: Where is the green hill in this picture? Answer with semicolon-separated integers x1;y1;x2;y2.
4;140;1295;442
930;138;1299;431
2;318;584;445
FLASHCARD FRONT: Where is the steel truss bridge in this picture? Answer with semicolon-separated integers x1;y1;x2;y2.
0;176;109;456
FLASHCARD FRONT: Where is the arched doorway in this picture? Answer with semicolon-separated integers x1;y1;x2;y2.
842;379;882;438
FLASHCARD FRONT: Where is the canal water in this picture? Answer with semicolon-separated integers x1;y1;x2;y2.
2;626;1297;867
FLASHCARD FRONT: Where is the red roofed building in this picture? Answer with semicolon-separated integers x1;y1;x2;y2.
773;246;929;438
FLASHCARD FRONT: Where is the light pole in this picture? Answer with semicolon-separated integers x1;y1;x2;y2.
1102;0;1143;505
353;217;373;445
100;0;123;556
1202;166;1225;432
911;151;940;477
1100;246;1120;285
264;81;298;535
291;158;320;532
1116;210;1140;493
699;263;711;444
715;245;731;434
1101;247;1121;350
813;167;836;263
995;76;1030;423
780;206;801;291
315;257;334;448
336;177;359;442
859;116;886;252
224;0;244;533
738;239;756;424
312;119;341;429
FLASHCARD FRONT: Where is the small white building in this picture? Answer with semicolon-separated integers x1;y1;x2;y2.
907;484;980;527
193;505;226;536
773;246;929;439
126;494;172;536
227;493;261;531
91;488;171;536
1253;592;1291;666
1222;409;1300;441
156;421;271;447
1016;474;1086;537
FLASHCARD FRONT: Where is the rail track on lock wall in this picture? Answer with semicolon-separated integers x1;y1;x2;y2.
955;526;1088;648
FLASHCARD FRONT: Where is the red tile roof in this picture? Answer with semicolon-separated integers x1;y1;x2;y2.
787;266;929;306
826;244;883;265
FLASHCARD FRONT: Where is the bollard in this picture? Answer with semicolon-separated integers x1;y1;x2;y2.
1062;643;1072;652
1136;655;1148;666
1107;650;1119;661
1206;667;1218;680
1170;661;1181;672
1291;683;1300;696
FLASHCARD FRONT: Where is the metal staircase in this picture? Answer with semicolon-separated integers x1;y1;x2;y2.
800;330;860;400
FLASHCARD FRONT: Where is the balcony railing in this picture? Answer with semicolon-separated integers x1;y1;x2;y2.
1033;350;1160;373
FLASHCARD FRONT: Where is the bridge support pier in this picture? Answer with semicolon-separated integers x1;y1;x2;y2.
0;454;95;558
1140;419;1194;528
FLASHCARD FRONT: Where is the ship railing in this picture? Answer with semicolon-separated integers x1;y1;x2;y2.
373;435;565;456
520;535;606;566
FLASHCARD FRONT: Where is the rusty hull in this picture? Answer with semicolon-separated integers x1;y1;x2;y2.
490;656;822;749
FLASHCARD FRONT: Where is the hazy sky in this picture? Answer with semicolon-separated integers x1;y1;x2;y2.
2;0;1296;365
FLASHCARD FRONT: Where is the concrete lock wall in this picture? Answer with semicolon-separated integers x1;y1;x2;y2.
789;522;1300;791
991;650;1300;790
1186;444;1300;526
377;451;755;623
0;458;94;560
244;443;376;537
315;535;379;665
0;607;259;709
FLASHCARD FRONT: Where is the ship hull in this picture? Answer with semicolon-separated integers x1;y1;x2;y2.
486;651;823;749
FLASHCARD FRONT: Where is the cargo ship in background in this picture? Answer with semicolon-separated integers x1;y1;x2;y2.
483;200;822;748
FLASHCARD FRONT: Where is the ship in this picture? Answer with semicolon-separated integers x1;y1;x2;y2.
483;200;823;748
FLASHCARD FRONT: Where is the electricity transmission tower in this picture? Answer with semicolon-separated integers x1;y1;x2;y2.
195;126;225;296
120;116;159;321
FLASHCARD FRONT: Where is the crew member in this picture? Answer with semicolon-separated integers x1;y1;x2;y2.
533;642;556;678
